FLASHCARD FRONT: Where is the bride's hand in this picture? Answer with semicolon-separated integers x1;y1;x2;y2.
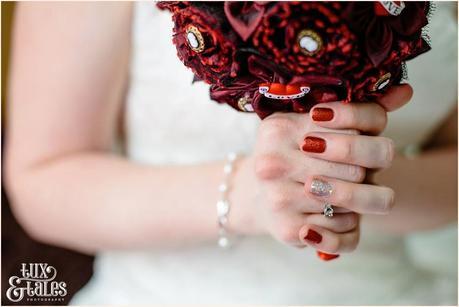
231;85;412;255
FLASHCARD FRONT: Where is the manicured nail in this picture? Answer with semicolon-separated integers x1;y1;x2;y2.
302;136;326;153
310;179;333;197
312;108;334;121
304;229;322;244
317;251;340;261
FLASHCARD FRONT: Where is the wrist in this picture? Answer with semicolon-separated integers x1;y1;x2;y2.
227;155;264;237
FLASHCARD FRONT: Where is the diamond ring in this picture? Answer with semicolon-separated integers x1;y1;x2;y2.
323;203;334;218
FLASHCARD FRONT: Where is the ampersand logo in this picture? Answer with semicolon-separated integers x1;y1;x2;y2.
6;263;67;303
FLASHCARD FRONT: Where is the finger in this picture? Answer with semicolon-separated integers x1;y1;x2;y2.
377;84;413;112
292;151;366;183
264;181;350;214
271;210;311;246
300;132;395;169
305;176;395;215
258;113;303;152
310;101;387;135
304;213;359;233
299;225;360;254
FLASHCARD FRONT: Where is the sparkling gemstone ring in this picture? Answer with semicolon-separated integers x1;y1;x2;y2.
323;203;334;218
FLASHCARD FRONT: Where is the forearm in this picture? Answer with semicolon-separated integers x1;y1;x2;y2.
364;146;457;234
6;152;255;253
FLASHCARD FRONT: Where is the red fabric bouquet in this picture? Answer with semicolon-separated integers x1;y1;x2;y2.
158;1;431;119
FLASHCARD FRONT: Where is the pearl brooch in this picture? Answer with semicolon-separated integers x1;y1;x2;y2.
297;29;323;56
186;25;205;53
237;97;254;112
372;72;392;91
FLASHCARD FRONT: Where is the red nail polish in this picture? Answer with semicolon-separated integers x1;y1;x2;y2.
304;229;322;244
302;137;326;153
312;108;334;121
317;251;340;261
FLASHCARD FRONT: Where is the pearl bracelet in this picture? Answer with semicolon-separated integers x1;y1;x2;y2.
216;152;238;248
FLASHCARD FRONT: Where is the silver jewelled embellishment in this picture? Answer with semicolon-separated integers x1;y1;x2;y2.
237;96;254;112
323;203;334;218
186;25;205;53
372;72;392;91
310;179;333;197
297;29;323;56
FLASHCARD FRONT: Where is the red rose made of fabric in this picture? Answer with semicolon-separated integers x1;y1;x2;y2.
167;3;241;85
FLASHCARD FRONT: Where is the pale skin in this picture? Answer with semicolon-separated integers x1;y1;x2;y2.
5;3;457;255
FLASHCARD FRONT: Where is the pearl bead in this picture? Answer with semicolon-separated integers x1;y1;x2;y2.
223;164;233;174
217;200;230;217
218;236;229;248
218;184;228;193
227;152;237;162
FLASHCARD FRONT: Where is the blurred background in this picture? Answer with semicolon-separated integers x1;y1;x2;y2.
1;3;93;305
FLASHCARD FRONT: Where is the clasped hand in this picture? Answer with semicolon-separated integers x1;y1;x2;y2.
232;85;413;256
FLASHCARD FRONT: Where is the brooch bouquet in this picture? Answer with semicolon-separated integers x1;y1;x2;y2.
158;1;431;119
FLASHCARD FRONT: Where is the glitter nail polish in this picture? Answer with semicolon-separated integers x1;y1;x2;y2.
312;108;334;121
310;179;333;197
302;136;326;153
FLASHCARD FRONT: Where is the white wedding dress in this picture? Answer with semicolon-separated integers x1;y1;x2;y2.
71;2;457;305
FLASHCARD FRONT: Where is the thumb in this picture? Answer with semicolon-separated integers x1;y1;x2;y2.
377;84;413;112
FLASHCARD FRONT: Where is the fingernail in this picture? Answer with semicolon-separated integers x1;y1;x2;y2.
302;136;326;153
310;179;333;197
304;229;322;244
317;251;340;261
312;108;334;121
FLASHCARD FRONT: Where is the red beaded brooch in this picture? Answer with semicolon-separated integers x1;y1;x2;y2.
158;1;431;119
